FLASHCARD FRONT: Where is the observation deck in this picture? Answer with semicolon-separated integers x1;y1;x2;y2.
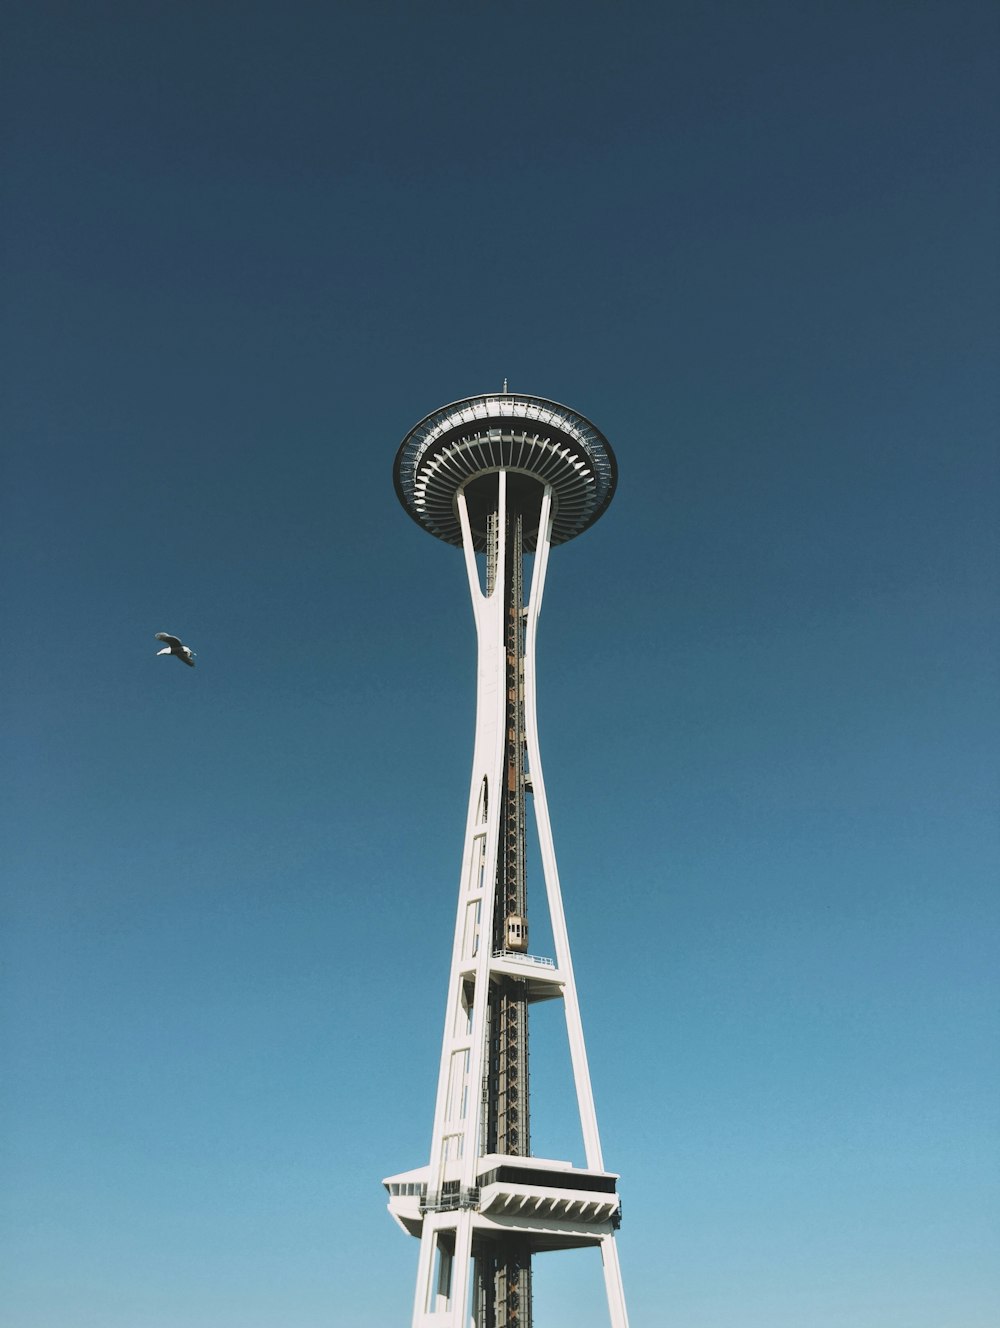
393;391;617;551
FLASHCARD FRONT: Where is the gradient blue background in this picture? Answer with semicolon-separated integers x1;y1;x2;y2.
2;2;998;1325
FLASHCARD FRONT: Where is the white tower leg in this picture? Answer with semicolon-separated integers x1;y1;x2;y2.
524;493;630;1328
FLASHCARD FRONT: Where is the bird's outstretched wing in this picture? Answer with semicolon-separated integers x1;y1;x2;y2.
155;632;182;648
180;652;195;667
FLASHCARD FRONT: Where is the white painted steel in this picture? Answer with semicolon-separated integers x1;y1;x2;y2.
411;475;511;1327
600;1233;630;1328
523;489;630;1328
396;466;628;1328
523;492;604;1171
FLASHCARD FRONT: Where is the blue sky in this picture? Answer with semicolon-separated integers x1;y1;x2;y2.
2;2;997;1325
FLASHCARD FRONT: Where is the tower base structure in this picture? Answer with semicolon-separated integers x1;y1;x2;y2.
384;1154;625;1326
387;394;628;1327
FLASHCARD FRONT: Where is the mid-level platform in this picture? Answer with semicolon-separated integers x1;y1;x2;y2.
384;1153;621;1251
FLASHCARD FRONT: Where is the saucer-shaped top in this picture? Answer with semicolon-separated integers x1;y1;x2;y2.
393;392;617;551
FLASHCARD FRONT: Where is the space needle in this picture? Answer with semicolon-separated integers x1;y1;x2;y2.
383;389;629;1328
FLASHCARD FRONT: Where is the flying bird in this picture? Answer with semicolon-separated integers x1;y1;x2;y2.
154;632;196;667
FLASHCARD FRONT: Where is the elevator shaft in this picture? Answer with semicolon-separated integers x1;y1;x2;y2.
479;497;532;1328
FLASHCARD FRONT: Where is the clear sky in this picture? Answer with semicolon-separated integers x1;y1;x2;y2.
2;3;997;1325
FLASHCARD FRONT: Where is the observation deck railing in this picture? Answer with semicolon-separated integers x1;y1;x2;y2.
421;1187;480;1214
492;950;555;968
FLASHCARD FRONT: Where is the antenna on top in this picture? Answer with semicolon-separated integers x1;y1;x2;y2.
502;377;509;393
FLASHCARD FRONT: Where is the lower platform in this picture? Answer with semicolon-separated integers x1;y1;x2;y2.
384;1153;621;1251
